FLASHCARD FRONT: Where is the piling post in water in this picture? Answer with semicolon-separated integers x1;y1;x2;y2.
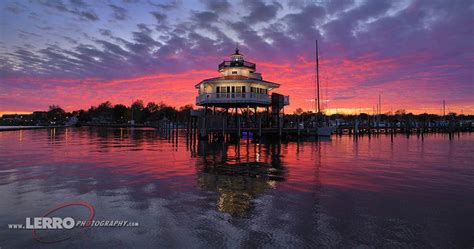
186;116;190;140
164;119;167;138
170;120;173;141
175;119;179;144
237;116;241;138
297;117;301;137
354;118;359;136
222;115;225;139
258;115;262;138
170;119;173;140
421;125;424;141
169;119;172;138
246;129;250;144
199;116;208;140
368;115;371;137
192;117;196;142
279;116;282;137
170;119;173;139
390;121;394;142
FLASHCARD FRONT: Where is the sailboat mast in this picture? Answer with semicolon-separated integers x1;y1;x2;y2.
316;40;320;114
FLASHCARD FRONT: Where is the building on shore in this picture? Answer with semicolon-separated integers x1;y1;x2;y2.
1;114;34;123
195;47;289;117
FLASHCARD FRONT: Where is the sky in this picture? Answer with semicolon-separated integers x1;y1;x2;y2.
0;0;473;115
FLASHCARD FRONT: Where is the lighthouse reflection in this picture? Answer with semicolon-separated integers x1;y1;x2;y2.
195;140;286;216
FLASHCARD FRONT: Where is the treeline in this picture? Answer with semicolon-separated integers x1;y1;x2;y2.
9;100;194;126
2;103;472;127
74;100;193;124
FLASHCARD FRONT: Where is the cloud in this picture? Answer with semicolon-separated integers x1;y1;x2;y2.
5;2;27;14
242;0;282;23
192;11;218;24
37;0;99;21
99;29;112;37
109;4;128;20
200;0;230;13
148;0;180;10
150;11;166;23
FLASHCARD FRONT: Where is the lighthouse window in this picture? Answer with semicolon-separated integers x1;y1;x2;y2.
232;71;237;74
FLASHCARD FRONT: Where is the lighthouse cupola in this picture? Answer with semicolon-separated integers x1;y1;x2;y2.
231;47;244;62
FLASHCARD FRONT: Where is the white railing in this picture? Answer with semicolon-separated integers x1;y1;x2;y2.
196;93;271;105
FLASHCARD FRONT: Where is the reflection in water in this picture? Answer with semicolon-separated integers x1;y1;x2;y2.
0;128;473;248
196;141;286;216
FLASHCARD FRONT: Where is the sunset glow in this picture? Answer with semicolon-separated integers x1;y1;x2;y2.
1;0;473;114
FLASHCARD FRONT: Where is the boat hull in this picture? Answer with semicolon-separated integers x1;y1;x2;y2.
317;127;336;136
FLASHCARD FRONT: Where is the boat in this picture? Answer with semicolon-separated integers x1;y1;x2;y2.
317;126;336;136
314;40;337;136
65;116;78;127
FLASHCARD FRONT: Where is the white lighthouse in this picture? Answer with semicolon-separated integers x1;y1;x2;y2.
195;48;289;109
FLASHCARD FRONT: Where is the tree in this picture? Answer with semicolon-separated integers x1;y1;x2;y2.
294;108;304;115
131;100;145;123
113;104;128;123
146;102;159;113
77;109;90;122
47;105;66;124
97;101;113;121
177;104;193;121
143;102;159;122
131;100;144;109
179;104;193;112
395;109;406;115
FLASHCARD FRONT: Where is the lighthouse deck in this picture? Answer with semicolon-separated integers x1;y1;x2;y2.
196;93;290;106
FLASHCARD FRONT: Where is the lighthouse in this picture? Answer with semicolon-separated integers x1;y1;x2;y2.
195;47;289;111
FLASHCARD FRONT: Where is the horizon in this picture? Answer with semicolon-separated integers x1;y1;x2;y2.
1;0;473;115
1;99;471;117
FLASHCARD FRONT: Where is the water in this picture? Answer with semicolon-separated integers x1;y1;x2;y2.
0;127;473;248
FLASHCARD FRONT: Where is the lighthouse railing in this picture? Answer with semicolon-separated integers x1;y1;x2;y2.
196;92;271;105
218;60;256;71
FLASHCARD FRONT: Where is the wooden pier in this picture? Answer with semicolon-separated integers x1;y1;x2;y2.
150;111;472;142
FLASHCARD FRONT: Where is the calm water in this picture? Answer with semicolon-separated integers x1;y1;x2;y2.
0;128;473;248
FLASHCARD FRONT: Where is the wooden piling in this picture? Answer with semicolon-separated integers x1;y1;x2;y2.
278;116;282;137
222;115;225;138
